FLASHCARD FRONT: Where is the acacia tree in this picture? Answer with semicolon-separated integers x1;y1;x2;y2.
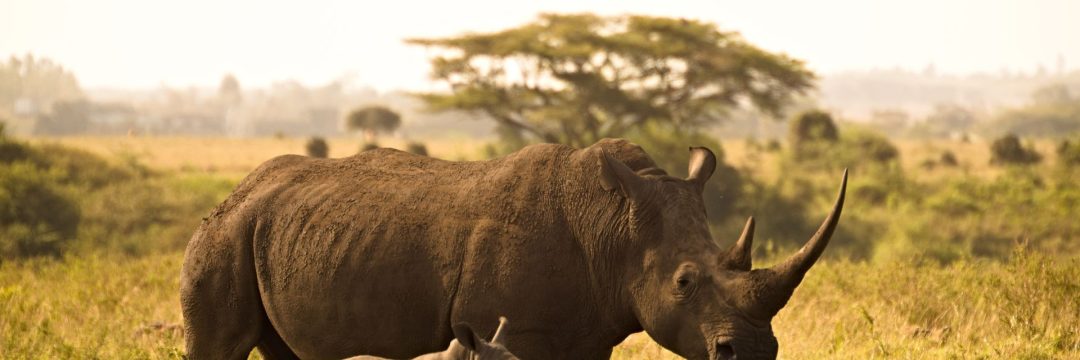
346;106;401;142
408;13;814;147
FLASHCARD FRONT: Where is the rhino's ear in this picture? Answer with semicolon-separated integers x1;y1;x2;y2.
598;150;646;200
452;322;478;351
686;147;716;192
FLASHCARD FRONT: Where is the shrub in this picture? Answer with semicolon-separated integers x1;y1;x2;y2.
1057;137;1080;167
886;170;1080;261
990;133;1041;165
764;139;781;152
846;129;899;164
0;135;85;259
406;142;428;156
75;174;235;255
0;134;232;259
939;151;959;167
361;143;380;152
786;126;900;170
785;111;896;168
0;162;80;259
305;137;329;158
0;137;30;164
789;110;839;152
31;144;140;188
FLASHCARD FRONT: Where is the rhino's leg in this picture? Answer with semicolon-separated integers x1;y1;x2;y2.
180;219;266;360
255;321;299;360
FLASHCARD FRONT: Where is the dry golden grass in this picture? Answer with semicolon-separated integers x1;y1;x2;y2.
613;333;682;359
30;136;493;178
5;252;1075;359
35;135;1063;178
890;138;1061;180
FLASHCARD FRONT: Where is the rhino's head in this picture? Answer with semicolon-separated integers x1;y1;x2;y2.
447;316;519;360
599;147;846;360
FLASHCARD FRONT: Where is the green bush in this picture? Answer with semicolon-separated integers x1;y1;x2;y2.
406;142;429;156
75;174;234;255
939;151;959;167
786;125;901;171
789;110;839;159
0;134;234;260
0;162;80;259
881;170;1080;262
848;129;899;163
1057;137;1080;167
0;134;85;260
32;144;140;188
0;139;31;164
764;139;782;152
990;133;1042;165
361;142;380;152
305;137;329;158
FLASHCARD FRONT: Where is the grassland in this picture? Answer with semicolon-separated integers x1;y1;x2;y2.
3;251;1076;359
4;135;1078;359
33;135;1064;180
29;136;494;178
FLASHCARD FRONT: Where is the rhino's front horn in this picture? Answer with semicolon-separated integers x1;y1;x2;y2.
756;170;847;316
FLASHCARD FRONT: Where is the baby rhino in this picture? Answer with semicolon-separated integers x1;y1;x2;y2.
348;317;518;360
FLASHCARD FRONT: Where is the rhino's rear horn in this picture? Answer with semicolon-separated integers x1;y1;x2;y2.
722;217;755;271
757;170;847;315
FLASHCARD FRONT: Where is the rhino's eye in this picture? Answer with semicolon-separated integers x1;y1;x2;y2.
672;263;700;300
674;271;696;289
673;274;696;301
676;277;691;288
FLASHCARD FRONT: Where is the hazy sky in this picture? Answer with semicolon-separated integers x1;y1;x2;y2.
3;0;1078;91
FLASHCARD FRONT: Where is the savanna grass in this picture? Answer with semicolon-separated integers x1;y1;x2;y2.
2;251;1075;359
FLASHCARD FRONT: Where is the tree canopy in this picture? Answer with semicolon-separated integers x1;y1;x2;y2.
346;106;401;141
408;13;814;147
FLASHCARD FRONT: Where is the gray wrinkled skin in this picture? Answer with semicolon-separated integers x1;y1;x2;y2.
180;138;845;360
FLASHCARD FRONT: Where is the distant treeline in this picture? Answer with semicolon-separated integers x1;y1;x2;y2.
0;55;492;139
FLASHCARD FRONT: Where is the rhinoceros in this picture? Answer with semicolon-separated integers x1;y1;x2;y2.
347;317;518;360
180;138;846;360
